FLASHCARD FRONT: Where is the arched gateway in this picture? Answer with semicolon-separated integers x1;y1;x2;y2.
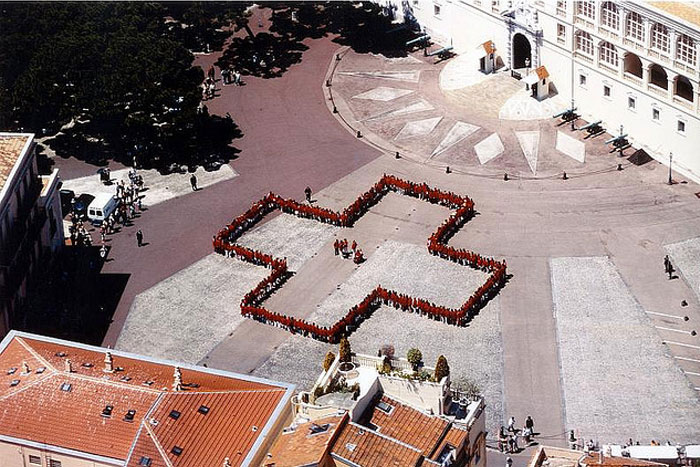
512;33;531;69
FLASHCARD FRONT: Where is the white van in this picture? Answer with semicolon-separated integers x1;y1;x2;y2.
87;193;119;225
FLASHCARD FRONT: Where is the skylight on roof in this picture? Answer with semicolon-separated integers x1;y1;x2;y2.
102;405;113;417
55;352;67;357
60;383;72;392
198;405;210;415
171;446;183;456
138;456;152;466
124;409;136;422
81;362;94;368
376;401;393;414
7;367;17;375
35;367;45;374
310;423;330;435
9;379;19;387
169;410;181;420
346;443;357;452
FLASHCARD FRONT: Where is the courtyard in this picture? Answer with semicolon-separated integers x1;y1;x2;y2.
43;4;700;459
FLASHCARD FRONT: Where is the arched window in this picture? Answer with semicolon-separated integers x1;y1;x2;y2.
676;34;697;66
599;41;619;66
601;2;619;30
625;11;645;42
675;75;694;101
651;23;670;53
624;53;643;78
649;64;668;89
576;0;595;19
576;31;594;55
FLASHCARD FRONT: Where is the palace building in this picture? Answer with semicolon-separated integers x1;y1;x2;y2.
383;0;700;183
0;134;64;337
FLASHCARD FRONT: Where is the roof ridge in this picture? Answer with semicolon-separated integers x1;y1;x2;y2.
63;372;163;395
16;337;56;371
0;370;57;402
347;421;423;453
142;419;174;467
163;388;288;396
125;392;166;465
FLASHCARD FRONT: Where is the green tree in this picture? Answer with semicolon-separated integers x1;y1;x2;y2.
323;351;335;371
406;348;422;371
338;336;352;363
434;355;450;382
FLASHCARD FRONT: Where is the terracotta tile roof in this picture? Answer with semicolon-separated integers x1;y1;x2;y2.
332;422;424;467
431;424;469;462
368;395;448;456
582;455;667;467
0;134;30;193
0;332;293;467
264;414;346;467
535;66;549;80
647;2;700;28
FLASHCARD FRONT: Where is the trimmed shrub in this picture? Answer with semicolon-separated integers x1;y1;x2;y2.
407;348;423;370
339;336;352;363
434;355;450;382
323;351;335;371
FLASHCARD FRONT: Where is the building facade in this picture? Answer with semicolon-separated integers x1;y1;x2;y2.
384;0;700;182
0;133;64;337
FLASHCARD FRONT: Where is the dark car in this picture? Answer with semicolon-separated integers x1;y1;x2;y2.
73;193;95;220
59;189;75;217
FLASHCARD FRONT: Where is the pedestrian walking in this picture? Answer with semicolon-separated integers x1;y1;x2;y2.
525;415;534;434
99;244;108;260
136;229;144;247
234;70;241;86
304;186;312;203
508;416;516;433
190;173;198;191
333;239;339;256
664;254;674;279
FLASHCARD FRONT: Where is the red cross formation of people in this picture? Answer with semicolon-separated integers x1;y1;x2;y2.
212;174;507;343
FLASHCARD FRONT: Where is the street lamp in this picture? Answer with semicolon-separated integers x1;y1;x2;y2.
668;152;673;185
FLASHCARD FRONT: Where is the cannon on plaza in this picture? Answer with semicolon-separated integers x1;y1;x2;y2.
578;120;604;137
406;34;431;53
553;107;578;122
427;45;454;60
605;133;629;148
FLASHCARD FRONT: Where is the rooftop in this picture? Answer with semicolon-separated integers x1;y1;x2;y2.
646;1;700;28
0;133;31;194
0;331;294;467
264;414;346;467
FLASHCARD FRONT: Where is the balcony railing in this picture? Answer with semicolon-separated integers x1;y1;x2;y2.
623;38;645;52
647;82;668;98
574;16;594;30
623;72;643;87
575;52;594;64
674;60;698;78
598;27;619;41
598;60;618;74
648;49;670;64
556;7;566;17
672;95;694;110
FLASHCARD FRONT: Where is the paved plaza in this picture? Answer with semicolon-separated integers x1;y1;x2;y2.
48;10;700;452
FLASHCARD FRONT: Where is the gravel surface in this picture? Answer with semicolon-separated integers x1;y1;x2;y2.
312;240;490;327
237;213;339;271
550;256;700;444
116;253;267;363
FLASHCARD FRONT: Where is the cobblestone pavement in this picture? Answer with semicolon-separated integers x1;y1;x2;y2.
550;256;700;444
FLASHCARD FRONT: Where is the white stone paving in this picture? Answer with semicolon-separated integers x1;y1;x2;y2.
474;133;505;165
499;89;567;121
237;213;339;271
665;237;700;301
394;116;443;140
116;253;268;364
339;70;421;83
352;87;415;101
369;53;424;65
556;131;586;163
363;99;434;122
431;121;481;157
550;256;700;444
62;165;238;207
439;52;495;91
516;130;540;174
310;240;490;327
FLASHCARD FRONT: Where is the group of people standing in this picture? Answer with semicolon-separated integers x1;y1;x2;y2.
499;416;535;454
333;238;364;264
203;64;242;101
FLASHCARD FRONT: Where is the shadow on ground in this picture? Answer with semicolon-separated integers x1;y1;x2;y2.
18;246;129;345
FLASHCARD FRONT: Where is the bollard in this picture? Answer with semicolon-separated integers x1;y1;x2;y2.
563;172;568;180
692;330;697;336
503;173;509;181
395;151;401;159
684;316;690;321
446;166;451;174
326;79;331;87
617;163;623;171
336;53;341;61
333;105;338;113
682;300;688;307
356;130;362;138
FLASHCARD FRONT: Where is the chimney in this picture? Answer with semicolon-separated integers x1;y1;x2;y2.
21;362;30;374
65;359;73;373
104;351;114;373
223;458;231;467
172;367;182;392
